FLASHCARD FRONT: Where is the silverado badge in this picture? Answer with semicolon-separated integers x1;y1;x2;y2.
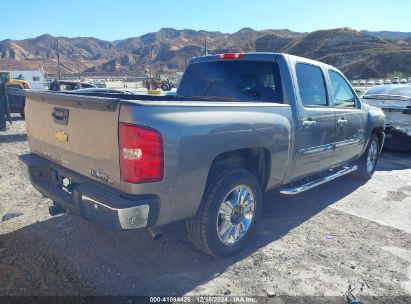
55;131;68;142
89;168;114;184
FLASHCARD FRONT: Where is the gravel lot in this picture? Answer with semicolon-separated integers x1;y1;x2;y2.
1;117;410;302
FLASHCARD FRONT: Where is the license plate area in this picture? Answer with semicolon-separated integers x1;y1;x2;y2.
52;172;81;212
49;169;79;200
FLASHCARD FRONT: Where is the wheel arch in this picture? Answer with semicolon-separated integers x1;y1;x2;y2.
371;126;385;153
206;147;271;191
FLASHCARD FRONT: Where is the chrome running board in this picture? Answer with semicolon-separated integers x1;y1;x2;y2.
279;165;358;195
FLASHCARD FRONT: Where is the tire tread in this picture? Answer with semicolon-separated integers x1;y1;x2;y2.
186;168;230;256
186;168;260;257
354;133;379;180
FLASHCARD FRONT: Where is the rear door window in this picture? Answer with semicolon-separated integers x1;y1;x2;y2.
329;70;357;108
296;63;328;107
177;61;283;103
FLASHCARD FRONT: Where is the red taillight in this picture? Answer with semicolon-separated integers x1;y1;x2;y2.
216;53;245;59
119;123;164;183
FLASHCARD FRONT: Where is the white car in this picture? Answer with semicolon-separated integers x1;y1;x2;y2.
366;80;375;86
384;79;392;84
408;77;411;83
359;80;366;86
392;77;400;84
400;78;407;84
376;79;383;85
362;85;411;151
352;80;359;85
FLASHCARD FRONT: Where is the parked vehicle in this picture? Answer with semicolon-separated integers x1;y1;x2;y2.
142;74;175;92
354;87;367;96
10;70;46;90
408;77;411;83
366;80;375;86
68;88;135;95
362;84;411;152
48;80;96;91
376;80;383;85
95;83;107;88
0;71;30;89
20;53;385;258
6;86;26;118
392;77;400;84
384;79;392;85
352;80;359;85
0;71;29;118
400;79;407;84
359;80;366;86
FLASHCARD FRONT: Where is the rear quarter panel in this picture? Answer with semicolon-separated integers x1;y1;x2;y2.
119;101;292;225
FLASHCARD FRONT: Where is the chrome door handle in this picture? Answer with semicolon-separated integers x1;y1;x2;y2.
302;120;317;127
337;119;348;126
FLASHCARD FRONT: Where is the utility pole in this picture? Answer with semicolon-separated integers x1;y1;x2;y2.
204;38;207;56
56;39;62;80
76;54;81;80
43;54;48;82
150;46;155;78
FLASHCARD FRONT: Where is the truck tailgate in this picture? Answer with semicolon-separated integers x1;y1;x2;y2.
25;91;121;185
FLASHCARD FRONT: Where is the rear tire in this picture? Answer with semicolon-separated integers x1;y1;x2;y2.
354;133;380;180
186;168;262;258
161;83;170;91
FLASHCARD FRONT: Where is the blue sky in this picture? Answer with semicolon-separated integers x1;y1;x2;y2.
1;0;410;41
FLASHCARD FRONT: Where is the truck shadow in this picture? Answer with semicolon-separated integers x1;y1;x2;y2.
1;175;365;296
0;134;27;143
1;152;405;295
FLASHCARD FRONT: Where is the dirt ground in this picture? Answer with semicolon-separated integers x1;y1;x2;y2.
1;117;410;302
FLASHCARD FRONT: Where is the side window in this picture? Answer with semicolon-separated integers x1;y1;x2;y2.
329;71;356;108
296;63;328;107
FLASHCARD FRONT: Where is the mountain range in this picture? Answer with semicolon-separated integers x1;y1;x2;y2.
1;27;411;79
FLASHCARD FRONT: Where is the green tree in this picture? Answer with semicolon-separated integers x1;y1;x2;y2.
386;71;404;79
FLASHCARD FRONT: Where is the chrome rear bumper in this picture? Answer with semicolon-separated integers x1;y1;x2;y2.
81;194;149;229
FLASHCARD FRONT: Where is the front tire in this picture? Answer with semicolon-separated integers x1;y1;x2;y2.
354;133;380;180
186;168;262;258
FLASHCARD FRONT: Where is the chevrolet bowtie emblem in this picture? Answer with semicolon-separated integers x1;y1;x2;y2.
55;131;68;142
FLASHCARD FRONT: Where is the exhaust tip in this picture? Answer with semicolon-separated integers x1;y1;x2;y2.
147;227;162;240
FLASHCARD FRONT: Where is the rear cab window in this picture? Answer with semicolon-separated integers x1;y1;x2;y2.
295;63;328;107
177;60;283;103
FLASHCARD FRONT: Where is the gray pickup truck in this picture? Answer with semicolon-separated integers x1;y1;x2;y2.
20;53;385;258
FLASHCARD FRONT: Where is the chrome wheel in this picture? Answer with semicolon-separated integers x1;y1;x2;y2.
216;185;255;246
367;141;378;173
